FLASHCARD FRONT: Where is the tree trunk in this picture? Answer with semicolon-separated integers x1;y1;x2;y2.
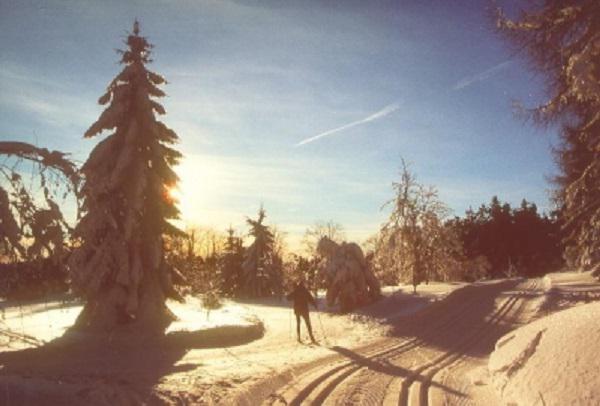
72;270;175;335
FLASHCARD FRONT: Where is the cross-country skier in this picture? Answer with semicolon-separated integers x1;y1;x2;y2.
286;281;318;344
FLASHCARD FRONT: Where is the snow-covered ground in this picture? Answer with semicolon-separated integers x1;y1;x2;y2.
0;299;82;349
0;282;462;403
489;271;600;406
153;282;463;403
0;296;259;351
1;273;598;405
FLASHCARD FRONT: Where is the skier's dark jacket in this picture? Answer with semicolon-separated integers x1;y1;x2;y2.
286;283;316;315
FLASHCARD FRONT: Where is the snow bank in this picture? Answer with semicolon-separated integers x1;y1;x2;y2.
167;296;258;332
489;301;600;405
0;296;262;350
537;271;600;316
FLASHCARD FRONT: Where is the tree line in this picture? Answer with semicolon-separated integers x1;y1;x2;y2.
164;211;344;301
368;162;563;293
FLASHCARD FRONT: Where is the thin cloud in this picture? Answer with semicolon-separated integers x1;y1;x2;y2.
295;102;400;147
453;60;512;91
0;63;95;128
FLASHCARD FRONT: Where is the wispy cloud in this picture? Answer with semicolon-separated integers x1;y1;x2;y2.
295;102;400;147
0;63;96;128
453;60;512;91
0;64;66;89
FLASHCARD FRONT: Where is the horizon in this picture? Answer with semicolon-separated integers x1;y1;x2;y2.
0;0;559;251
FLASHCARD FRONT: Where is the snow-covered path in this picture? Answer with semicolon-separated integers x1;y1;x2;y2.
153;283;459;403
251;279;544;406
0;283;462;405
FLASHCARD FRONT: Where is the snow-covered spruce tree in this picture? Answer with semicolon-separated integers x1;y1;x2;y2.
241;207;283;297
316;237;380;312
219;226;244;296
496;2;600;275
69;21;184;333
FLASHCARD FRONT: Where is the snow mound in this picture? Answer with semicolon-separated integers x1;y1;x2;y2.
489;301;600;405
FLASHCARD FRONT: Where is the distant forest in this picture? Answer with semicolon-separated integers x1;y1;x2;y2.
448;197;562;279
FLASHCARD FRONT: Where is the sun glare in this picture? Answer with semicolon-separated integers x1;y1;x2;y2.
167;184;180;202
171;155;227;226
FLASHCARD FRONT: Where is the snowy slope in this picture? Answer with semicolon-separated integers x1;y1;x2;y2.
489;300;600;405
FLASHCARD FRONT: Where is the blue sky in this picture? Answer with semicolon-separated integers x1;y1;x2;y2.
0;0;558;248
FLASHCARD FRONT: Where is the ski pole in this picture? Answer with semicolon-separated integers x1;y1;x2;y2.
289;308;292;339
316;310;329;345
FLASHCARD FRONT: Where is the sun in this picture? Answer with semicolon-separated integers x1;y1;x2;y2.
166;184;180;202
169;155;227;226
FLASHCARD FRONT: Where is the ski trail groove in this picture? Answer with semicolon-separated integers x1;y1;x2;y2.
422;279;540;406
401;279;539;406
328;281;527;406
261;279;539;406
279;284;488;405
416;280;538;406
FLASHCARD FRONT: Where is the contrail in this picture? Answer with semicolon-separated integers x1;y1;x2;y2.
453;60;512;91
295;102;400;147
295;61;509;147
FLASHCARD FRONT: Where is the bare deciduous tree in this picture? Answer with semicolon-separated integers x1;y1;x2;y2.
302;220;346;257
0;141;80;298
374;161;463;292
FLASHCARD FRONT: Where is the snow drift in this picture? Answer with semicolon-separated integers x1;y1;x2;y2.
489;301;600;405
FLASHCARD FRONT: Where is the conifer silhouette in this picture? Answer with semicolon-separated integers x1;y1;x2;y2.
69;21;183;333
242;207;282;297
219;226;244;296
497;1;600;275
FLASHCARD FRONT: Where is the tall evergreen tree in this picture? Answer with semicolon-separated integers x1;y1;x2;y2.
241;206;282;297
69;21;183;333
496;1;600;274
219;226;244;296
